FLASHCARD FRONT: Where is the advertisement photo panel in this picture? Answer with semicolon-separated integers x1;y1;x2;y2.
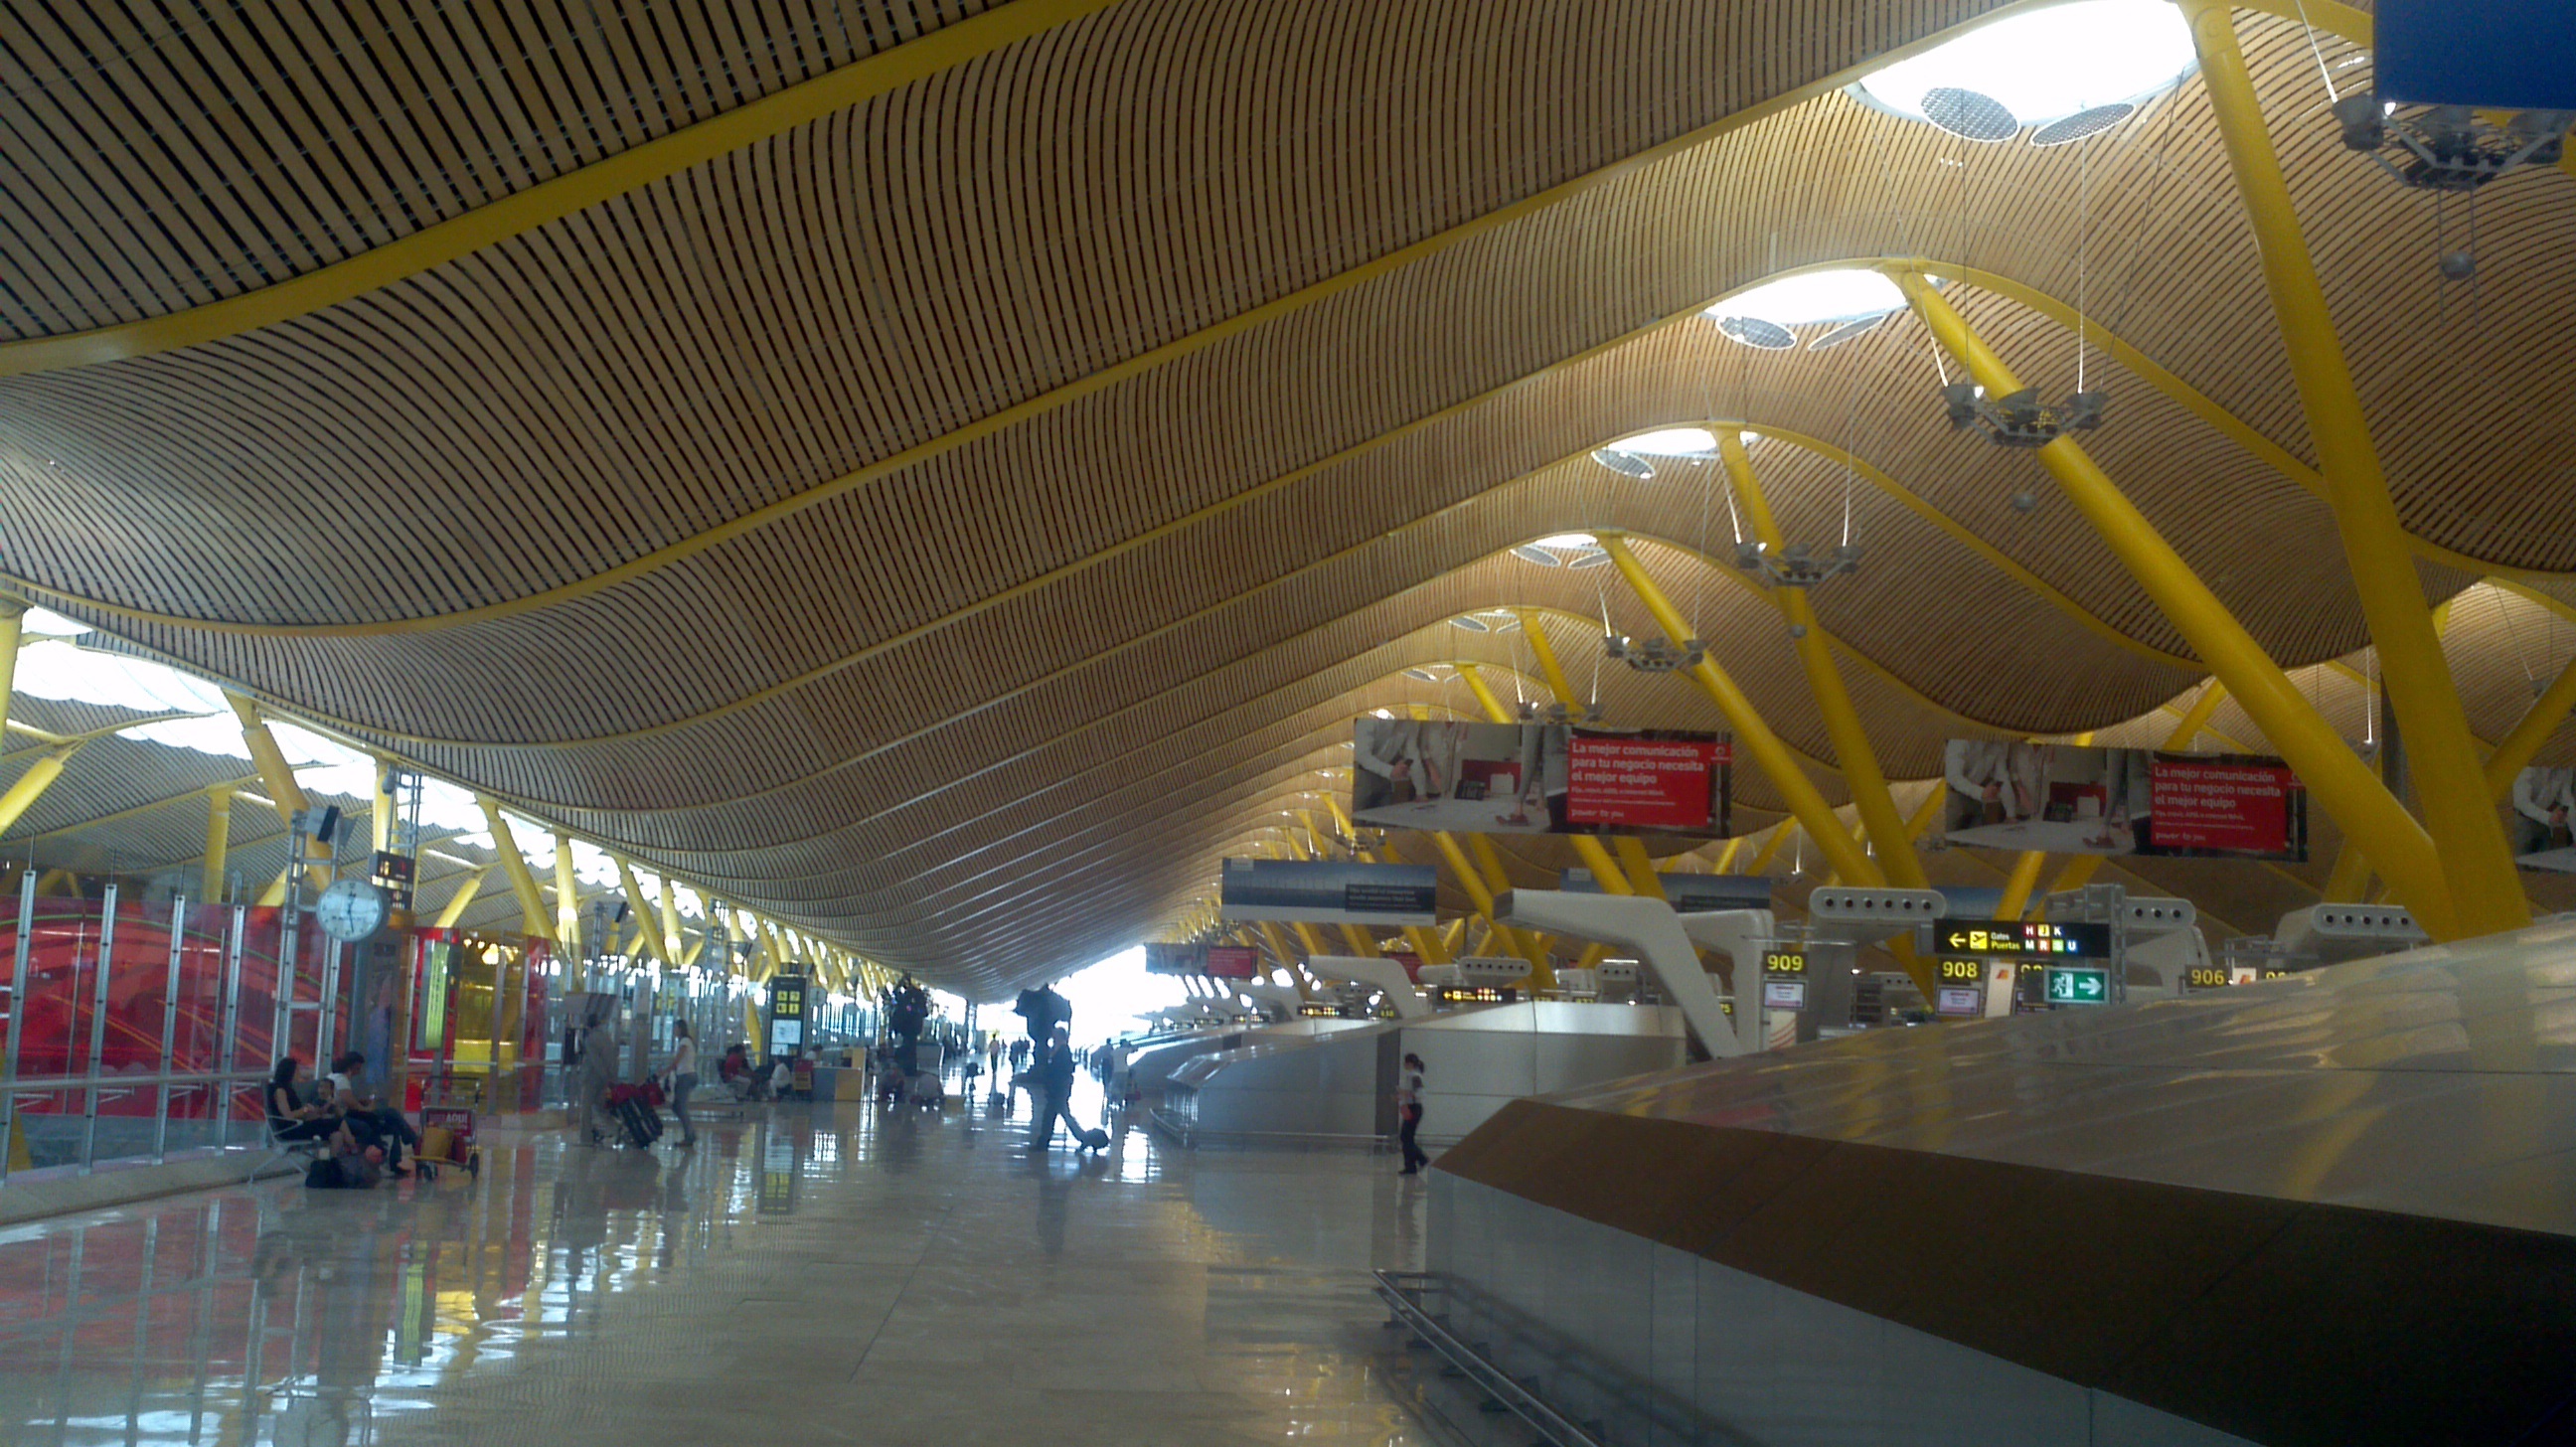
1351;719;1731;838
2508;765;2576;873
1936;739;2308;862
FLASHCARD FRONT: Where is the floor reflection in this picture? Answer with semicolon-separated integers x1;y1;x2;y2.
0;1082;1434;1446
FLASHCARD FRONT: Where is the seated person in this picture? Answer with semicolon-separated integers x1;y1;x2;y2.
265;1057;355;1152
769;1057;792;1100
327;1051;419;1176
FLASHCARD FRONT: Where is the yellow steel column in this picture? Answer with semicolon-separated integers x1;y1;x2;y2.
478;798;557;942
371;763;396;855
554;835;581;949
1427;830;1545;971
1746;822;1799;877
2180;0;2524;938
1326;797;1450;966
1599;535;1883;888
0;742;77;835
2485;652;2576;795
1892;272;2458;939
1720;430;1930;890
1293;810;1382;958
660;877;685;962
1611;836;1668;899
1996;851;2051;921
0;597;23;723
1513;609;1586;719
437;867;491;928
200;785;235;903
1713;837;1745;874
615;857;672;966
225;691;333;880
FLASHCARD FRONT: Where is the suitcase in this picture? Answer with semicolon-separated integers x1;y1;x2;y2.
611;1093;661;1147
1076;1127;1109;1153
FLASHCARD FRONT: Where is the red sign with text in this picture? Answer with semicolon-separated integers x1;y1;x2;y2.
1204;945;1260;979
1566;734;1733;832
2149;755;2300;856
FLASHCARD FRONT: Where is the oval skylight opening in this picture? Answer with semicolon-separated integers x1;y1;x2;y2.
1705;270;1908;337
1532;532;1597;550
1852;0;2196;133
1611;427;1722;457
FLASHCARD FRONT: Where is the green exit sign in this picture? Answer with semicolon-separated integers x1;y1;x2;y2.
2047;966;2111;1005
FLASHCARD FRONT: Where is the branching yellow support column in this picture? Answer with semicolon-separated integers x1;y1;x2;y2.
1996;851;2050;921
1721;431;1929;891
437;868;491;928
1893;272;2460;939
615;858;672;967
226;692;333;882
2181;0;2523;938
1513;609;1586;720
554;835;581;949
1611;836;1668;899
0;741;77;835
200;785;234;903
1599;535;1882;889
1428;831;1545;972
2485;652;2576;796
478;799;557;943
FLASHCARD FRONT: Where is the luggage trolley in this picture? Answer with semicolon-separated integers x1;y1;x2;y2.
413;1070;483;1179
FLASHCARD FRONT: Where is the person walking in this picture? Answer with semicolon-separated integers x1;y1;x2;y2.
1394;1052;1429;1176
576;1015;621;1145
659;1020;699;1148
1027;1025;1080;1152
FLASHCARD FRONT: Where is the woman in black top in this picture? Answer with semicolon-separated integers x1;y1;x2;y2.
266;1057;353;1150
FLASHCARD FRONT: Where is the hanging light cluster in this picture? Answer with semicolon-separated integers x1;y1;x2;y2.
1939;382;2107;447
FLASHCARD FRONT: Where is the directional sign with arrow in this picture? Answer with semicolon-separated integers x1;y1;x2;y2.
2046;966;2111;1005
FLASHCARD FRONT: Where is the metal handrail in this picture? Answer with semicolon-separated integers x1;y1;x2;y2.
1370;1271;1606;1447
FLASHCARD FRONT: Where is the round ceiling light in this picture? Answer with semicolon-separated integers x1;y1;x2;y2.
1852;0;2196;134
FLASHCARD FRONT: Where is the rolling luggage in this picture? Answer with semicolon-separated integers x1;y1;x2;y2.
606;1082;663;1147
1076;1127;1109;1153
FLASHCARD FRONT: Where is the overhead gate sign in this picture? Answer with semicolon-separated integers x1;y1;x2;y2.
1218;858;1439;926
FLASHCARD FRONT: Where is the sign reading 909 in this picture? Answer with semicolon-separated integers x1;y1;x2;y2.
1761;950;1808;976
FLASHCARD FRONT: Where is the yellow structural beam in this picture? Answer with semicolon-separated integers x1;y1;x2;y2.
1611;836;1667;899
225;692;335;881
0;598;21;723
1996;851;2050;922
478;799;557;943
1892;272;2459;941
1324;794;1450;965
2181;0;2525;938
1746;822;1799;877
554;835;582;951
436;867;491;929
614;857;672;966
661;876;686;963
2486;652;2576;797
1599;534;1881;890
1514;609;1587;720
1721;430;1929;890
200;785;234;903
0;740;78;836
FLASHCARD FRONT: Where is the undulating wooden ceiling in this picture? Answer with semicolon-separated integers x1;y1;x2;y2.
2;0;2572;995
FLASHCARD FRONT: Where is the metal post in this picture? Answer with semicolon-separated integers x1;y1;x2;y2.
217;904;245;1149
80;882;117;1173
154;895;184;1163
272;820;306;1065
316;938;345;1068
1;871;34;1186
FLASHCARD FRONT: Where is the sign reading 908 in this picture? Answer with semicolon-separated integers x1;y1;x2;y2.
1935;957;1986;984
1761;950;1807;976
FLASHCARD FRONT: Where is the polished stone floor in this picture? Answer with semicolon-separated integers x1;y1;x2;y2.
0;1086;1447;1446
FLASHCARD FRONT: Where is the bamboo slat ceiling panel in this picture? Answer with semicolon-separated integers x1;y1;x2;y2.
6;0;2576;993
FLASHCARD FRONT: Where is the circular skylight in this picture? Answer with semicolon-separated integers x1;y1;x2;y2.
1610;427;1723;457
1852;0;2196;133
1532;532;1597;550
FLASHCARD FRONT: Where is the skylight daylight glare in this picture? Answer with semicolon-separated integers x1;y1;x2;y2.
1607;427;1720;457
1532;532;1596;550
1705;270;1906;329
1853;0;2196;131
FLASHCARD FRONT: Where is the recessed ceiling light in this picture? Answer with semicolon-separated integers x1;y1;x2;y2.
1852;0;2195;133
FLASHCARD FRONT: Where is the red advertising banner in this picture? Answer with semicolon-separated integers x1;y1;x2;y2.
1565;734;1733;832
1205;945;1260;979
2148;755;2299;855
